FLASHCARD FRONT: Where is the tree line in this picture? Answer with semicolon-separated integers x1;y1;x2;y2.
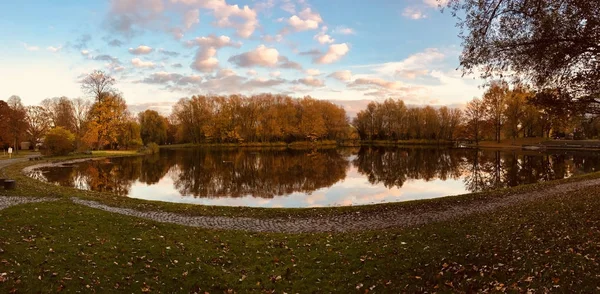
4;70;600;156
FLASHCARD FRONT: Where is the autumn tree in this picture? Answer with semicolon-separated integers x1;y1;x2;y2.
41;97;76;132
482;81;509;143
7;96;28;153
503;86;530;143
85;93;129;150
139;110;168;145
465;98;485;145
449;0;600;112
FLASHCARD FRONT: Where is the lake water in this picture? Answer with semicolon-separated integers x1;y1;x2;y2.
27;147;600;208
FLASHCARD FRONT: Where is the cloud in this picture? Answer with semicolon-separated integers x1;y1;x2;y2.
348;77;404;90
280;0;295;14
158;48;180;57
172;63;183;68
306;69;320;76
299;49;322;57
183;9;200;29
23;43;40;51
287;8;322;31
277;56;303;70
72;34;91;50
333;26;355;35
138;71;202;85
191;47;219;72
187;34;242;72
247;69;258;76
296;76;325;87
94;54;120;63
270;71;281;78
423;0;449;8
228;45;279;67
185;34;241;49
47;46;62;53
107;0;258;38
367;48;445;78
81;50;90;56
402;7;427;20
171;0;258;38
314;43;349;64
129;45;154;55
328;70;352;81
108;39;124;47
314;32;334;44
131;58;155;68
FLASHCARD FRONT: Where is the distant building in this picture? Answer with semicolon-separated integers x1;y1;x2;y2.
20;141;31;150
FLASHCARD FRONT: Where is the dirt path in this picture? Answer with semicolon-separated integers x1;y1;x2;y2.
69;178;600;233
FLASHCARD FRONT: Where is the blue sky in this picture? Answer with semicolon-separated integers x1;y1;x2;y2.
0;0;483;114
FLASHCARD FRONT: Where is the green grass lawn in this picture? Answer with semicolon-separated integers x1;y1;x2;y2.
1;185;600;292
1;152;600;292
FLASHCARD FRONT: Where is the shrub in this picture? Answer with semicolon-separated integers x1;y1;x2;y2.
139;142;160;155
42;127;76;156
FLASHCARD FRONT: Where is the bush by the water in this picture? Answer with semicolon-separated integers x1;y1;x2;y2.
139;142;160;155
41;127;76;156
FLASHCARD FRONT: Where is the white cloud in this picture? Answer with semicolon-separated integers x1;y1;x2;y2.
191;47;219;72
287;8;322;31
333;26;355;35
368;48;445;77
423;0;449;8
349;77;404;90
47;46;62;53
183;9;200;29
314;32;334;44
185;34;240;48
314;43;349;64
129;45;154;55
328;70;352;81
131;58;155;68
402;7;427;20
270;71;281;78
280;0;295;14
187;34;241;73
23;43;39;51
228;45;280;67
81;50;90;56
306;69;320;76
247;69;258;76
297;76;325;87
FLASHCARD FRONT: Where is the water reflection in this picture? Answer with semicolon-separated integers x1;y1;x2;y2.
28;147;600;207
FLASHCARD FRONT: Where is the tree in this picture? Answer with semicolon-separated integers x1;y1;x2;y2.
41;97;76;132
81;70;116;101
7;96;28;153
504;86;529;143
465;98;485;144
118;120;143;150
42;127;75;156
25;106;51;148
84;93;129;150
449;0;600;111
139;110;168;145
482;81;509;143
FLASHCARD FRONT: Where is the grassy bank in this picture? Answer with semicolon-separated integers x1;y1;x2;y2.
1;176;600;292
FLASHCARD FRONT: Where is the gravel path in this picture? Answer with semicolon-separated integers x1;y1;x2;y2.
0;196;58;211
71;178;600;233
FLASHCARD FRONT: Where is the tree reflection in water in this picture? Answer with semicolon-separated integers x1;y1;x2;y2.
29;147;600;200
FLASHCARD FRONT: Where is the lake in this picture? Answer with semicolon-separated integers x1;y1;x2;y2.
27;147;600;208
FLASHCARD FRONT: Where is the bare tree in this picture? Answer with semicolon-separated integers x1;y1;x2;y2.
26;106;51;148
465;98;485;145
80;70;116;101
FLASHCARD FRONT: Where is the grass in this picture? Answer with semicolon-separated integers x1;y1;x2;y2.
1;180;600;292
2;150;600;291
0;150;40;160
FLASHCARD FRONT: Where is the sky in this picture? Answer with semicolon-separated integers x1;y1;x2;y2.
0;0;484;116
